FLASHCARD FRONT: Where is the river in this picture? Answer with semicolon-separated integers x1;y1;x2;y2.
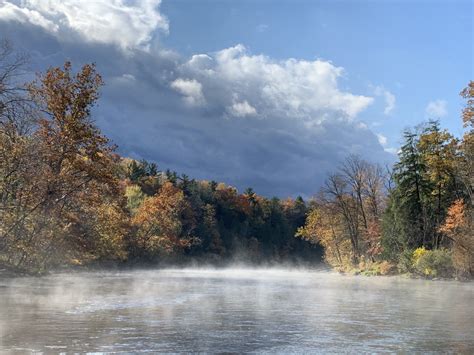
0;268;473;353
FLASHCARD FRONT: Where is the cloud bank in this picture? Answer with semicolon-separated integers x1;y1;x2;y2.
0;0;169;51
0;0;392;197
174;45;374;123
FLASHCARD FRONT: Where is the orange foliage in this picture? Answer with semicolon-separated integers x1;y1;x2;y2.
440;199;473;276
132;182;197;256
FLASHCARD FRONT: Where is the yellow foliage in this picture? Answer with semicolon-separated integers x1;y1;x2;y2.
125;184;145;214
296;205;352;268
412;248;454;278
132;182;196;257
413;247;427;262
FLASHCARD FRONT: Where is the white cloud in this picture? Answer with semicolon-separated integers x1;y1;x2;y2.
228;100;257;117
0;2;58;32
176;44;373;123
0;0;168;51
425;99;448;118
0;3;372;122
376;133;387;146
170;78;206;106
384;147;399;155
374;86;396;115
376;132;399;155
0;7;393;195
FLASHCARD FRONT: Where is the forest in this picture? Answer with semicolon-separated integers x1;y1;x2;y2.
0;41;472;278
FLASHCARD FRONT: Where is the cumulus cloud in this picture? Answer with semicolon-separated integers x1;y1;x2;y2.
0;4;393;196
228;100;257;117
0;0;168;51
375;133;397;155
0;1;59;33
376;133;387;146
170;79;206;107
374;85;396;115
425;99;448;118
175;44;373;123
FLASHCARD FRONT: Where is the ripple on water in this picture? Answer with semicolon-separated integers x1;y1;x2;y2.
0;268;473;353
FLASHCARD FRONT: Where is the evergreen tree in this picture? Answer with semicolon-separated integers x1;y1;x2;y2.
148;162;158;176
383;130;430;253
418;120;459;247
128;160;146;182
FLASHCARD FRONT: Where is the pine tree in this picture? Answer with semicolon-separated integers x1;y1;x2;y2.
385;130;430;250
418;120;459;247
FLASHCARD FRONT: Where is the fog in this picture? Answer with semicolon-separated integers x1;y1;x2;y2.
1;268;473;352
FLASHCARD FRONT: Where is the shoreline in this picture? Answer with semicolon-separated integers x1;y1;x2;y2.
1;262;471;282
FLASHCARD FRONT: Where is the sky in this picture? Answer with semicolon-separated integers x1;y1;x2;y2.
0;0;472;197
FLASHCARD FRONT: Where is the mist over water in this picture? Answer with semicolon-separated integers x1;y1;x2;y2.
1;268;473;353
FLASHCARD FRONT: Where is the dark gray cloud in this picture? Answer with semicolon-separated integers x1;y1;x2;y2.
0;1;393;197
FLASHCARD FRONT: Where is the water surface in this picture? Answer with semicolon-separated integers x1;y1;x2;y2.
0;268;473;353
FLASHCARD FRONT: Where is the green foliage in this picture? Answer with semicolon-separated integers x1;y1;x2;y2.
390;129;430;248
381;196;405;261
382;120;465;264
396;247;455;278
397;249;415;274
165;169;178;185
1;48;471;278
412;247;454;278
127;160;159;182
125;185;146;215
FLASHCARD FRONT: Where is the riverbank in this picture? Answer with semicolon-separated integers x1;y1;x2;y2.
0;257;329;279
1;261;470;282
334;262;472;282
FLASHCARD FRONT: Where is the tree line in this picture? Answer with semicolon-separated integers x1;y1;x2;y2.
0;41;472;278
297;83;473;278
0;42;321;273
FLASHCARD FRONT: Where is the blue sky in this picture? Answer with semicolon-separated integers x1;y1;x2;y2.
0;0;472;196
162;0;472;143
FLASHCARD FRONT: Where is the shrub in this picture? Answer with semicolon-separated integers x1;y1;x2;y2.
355;259;395;276
412;246;427;261
397;249;415;274
379;260;395;275
412;248;454;278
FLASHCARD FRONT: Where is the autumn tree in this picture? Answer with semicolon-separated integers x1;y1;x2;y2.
125;184;146;215
0;40;41;270
131;182;198;259
439;199;473;276
0;57;126;272
298;156;386;266
436;82;474;278
296;202;351;267
458;81;474;205
418;120;459;247
383;118;466;264
1;42;322;271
